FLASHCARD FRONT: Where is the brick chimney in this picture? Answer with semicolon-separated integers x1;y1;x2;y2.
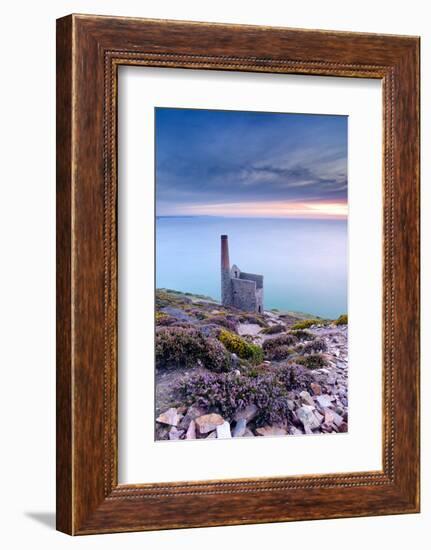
221;235;231;306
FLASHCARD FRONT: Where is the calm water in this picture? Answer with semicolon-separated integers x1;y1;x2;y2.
156;217;347;319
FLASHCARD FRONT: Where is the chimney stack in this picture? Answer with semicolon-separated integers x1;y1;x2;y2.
221;235;230;271
221;235;231;306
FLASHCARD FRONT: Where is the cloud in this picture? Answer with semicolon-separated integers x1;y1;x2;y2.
155;108;347;216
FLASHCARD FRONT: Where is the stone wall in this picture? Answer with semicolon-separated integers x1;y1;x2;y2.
231;278;257;312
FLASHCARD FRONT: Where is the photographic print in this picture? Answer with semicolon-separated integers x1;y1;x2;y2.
155;107;348;441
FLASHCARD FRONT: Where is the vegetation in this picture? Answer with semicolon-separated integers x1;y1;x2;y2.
302;338;328;354
218;329;264;365
335;314;348;326
291;318;323;330
155;327;231;372
177;365;311;425
297;354;329;369
261;324;286;335
290;329;316;341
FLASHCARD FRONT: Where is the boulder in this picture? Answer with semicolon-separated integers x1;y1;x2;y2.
169;426;184;440
185;419;196;439
315;395;333;409
178;405;206;430
256;425;288;436
216;421;232;439
232;418;247;437
296;406;321;431
156;407;179;427
234;404;258;422
195;413;225;434
299;391;315;407
310;382;322;395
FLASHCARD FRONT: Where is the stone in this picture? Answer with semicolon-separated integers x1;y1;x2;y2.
338;421;348;433
216;421;232;439
310;382;322;395
315;395;333;408
232;418;247;437
169;426;184;440
185;419;196;439
289;426;304;435
156;407;179;427
234;404;258;422
287;399;296;411
313;410;324;425
155;424;170;440
299;391;315;407
195;413;225;434
324;408;335;424
256;425;288;436
178;405;206;430
296;406;321;431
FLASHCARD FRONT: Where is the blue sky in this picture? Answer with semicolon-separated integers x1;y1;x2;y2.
155;107;347;219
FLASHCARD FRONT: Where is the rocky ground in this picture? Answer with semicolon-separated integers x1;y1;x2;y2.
155;289;348;441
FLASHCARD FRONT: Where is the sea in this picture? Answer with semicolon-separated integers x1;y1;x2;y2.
156;216;347;319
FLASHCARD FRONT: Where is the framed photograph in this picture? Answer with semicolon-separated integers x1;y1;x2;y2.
56;14;420;535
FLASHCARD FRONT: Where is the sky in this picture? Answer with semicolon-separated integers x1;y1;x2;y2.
155;107;347;219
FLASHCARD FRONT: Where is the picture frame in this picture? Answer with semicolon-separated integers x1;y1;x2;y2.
56;14;420;535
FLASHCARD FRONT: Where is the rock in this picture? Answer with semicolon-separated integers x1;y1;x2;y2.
232;418;247;437
195;413;225;434
296;406;321;431
289;426;304;435
321;423;334;433
310;382;322;395
287;399;296;411
178;405;206;430
338;421;348;433
324;408;335;424
155;424;170;440
315;395;333;408
299;391;315;407
314;410;324;425
185;419;196;439
256;425;288;436
234;404;258;422
216;421;232;439
231;353;239;368
156;407;179;427
169;426;184;440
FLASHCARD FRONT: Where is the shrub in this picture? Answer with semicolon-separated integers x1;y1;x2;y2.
155;327;231;372
297;354;328;369
302;338;328;354
261;324;286;335
177;366;309;425
291;319;322;330
263;333;298;353
335;314;348;326
290;329;316;341
155;312;176;326
218;330;264;365
205;315;237;332
265;344;294;361
239;313;267;327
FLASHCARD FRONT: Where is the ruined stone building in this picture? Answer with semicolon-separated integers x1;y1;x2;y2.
220;235;264;313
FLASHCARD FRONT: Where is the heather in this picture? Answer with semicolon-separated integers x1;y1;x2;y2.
154;289;348;440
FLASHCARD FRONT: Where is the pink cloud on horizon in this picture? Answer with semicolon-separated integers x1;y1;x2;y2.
173;200;347;219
